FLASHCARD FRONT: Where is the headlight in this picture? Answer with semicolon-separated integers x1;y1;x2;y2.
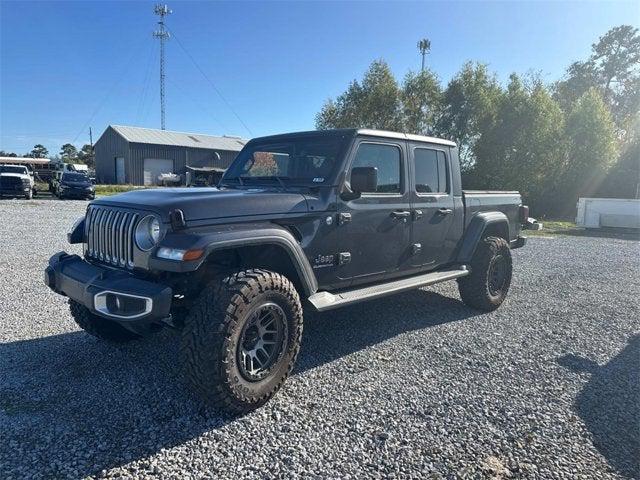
135;215;162;251
67;216;85;243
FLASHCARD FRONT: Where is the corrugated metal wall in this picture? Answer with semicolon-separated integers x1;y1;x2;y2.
95;127;130;184
94;127;241;185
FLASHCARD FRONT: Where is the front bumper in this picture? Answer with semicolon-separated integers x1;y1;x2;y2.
44;252;172;334
59;188;94;198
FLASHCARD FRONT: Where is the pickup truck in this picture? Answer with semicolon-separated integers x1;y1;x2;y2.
0;164;34;199
44;129;527;414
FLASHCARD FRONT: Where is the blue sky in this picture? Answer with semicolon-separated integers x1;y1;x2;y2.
1;0;638;155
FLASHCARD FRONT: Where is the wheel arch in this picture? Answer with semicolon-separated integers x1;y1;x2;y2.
155;223;318;297
456;211;510;264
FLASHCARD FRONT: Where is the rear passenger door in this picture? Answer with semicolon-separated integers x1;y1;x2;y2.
409;144;456;268
336;140;412;285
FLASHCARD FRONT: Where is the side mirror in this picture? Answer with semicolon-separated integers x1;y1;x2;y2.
350;166;377;194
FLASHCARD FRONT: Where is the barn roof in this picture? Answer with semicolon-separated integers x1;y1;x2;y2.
109;125;248;151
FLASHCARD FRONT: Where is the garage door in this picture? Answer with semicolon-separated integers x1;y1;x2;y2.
143;158;174;186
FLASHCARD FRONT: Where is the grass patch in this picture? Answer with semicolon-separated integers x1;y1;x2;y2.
94;184;150;196
525;219;580;236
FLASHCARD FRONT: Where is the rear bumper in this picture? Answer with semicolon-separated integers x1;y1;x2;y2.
510;236;526;249
44;252;172;334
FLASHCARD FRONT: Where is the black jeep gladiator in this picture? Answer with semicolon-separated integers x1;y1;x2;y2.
45;129;527;413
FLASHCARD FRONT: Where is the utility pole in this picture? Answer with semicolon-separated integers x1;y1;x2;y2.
153;4;172;130
417;38;431;71
89;127;94;168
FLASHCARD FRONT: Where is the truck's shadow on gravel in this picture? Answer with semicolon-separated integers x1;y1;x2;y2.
558;335;640;479
0;289;475;478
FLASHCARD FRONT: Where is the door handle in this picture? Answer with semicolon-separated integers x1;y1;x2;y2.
391;210;411;219
437;208;453;215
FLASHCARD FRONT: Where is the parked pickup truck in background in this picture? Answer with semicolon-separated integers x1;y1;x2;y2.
45;129;528;413
0;164;34;199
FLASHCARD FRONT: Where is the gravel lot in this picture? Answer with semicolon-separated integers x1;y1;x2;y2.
0;199;638;480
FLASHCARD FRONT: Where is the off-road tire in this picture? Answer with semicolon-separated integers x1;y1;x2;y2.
25;189;33;200
458;236;512;312
68;299;139;342
181;269;303;414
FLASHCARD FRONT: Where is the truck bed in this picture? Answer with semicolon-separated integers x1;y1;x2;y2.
462;190;522;240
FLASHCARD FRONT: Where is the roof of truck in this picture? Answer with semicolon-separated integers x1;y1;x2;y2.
248;129;456;147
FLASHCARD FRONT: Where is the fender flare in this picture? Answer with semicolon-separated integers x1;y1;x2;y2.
149;223;318;296
456;211;510;263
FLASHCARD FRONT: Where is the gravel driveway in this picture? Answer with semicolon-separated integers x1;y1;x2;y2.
1;199;638;479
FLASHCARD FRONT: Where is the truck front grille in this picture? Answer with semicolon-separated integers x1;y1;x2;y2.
85;206;139;268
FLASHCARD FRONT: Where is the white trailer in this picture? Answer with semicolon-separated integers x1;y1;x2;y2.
576;198;640;229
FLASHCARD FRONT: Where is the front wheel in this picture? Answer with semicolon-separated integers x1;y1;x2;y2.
68;300;139;342
181;269;303;414
458;236;512;311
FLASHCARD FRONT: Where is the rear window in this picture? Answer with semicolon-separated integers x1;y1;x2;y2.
414;148;448;193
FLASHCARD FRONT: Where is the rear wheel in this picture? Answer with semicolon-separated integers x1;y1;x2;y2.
68;299;139;342
458;236;512;311
181;269;303;414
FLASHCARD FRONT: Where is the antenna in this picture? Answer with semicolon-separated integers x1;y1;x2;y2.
153;4;172;130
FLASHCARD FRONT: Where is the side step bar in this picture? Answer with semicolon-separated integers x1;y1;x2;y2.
308;267;469;312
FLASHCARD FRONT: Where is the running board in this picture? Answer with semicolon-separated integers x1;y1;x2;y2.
308;267;469;312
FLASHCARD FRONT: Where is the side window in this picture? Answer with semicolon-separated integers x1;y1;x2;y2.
351;143;401;193
414;148;448;193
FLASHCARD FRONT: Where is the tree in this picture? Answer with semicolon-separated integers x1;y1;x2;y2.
27;144;49;158
401;69;442;136
555;25;640;133
316;60;404;131
77;144;94;168
558;89;618;213
473;74;566;213
434;62;502;170
0;150;18;157
60;143;78;163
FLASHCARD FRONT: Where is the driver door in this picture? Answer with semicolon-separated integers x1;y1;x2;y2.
336;140;412;286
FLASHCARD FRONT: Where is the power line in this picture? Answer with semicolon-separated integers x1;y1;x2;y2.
167;26;254;137
167;77;228;132
136;41;158;125
72;43;144;144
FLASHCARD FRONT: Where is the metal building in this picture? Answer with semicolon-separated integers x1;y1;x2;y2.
94;125;247;185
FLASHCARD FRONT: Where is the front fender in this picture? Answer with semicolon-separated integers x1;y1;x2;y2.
456;212;510;263
148;223;318;296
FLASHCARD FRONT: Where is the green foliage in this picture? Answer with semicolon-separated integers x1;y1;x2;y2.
316;60;404;131
435;62;502;170
60;143;79;163
315;25;637;217
25;144;49;158
0;151;18;157
401;70;442;136
473;74;567;212
77;144;95;168
561;89;617;201
554;25;640;133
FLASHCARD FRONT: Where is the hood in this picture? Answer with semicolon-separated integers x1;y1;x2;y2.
93;187;309;222
0;173;29;179
62;181;92;188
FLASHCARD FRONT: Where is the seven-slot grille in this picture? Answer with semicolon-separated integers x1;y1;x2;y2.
85;206;139;268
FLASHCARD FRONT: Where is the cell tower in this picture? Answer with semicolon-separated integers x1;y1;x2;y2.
153;4;171;130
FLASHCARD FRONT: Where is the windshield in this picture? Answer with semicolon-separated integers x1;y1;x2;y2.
62;173;89;182
222;135;349;186
0;166;28;175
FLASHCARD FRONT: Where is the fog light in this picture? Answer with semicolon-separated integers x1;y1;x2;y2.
157;247;203;261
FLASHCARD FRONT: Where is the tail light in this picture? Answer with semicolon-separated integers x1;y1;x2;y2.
519;205;529;223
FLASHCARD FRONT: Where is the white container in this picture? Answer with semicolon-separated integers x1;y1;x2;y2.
576;198;640;229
